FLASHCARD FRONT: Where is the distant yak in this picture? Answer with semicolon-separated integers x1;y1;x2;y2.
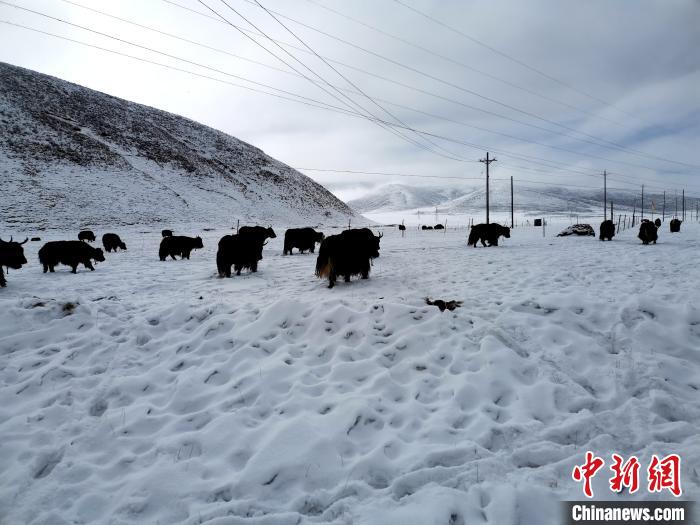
670;218;682;233
39;240;105;273
102;233;127;252
283;227;324;255
421;225;433;230
434;224;444;230
0;236;28;287
78;230;96;242
315;228;382;288
162;229;173;238
467;223;510;247
398;224;406;231
159;235;203;261
599;220;615;241
638;220;658;245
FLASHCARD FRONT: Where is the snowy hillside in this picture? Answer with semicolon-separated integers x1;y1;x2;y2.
1;222;699;524
0;62;356;228
348;182;673;217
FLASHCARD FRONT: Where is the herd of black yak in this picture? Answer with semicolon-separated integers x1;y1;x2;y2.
0;217;685;289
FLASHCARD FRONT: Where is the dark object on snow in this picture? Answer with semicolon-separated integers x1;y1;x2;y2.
31;237;41;242
315;228;382;288
283;227;324;255
468;223;510;247
0;236;28;287
654;218;662;228
599;220;615;241
670;218;682;233
159;235;203;261
426;298;462;312
534;218;543;227
557;224;595;237
102;233;127;252
78;230;96;242
434;224;444;230
398;224;406;231
217;233;265;277
638;220;658;245
39;240;105;273
421;225;433;230
238;226;277;243
162;229;173;237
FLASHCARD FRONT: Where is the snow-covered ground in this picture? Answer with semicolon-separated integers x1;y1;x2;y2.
1;221;699;524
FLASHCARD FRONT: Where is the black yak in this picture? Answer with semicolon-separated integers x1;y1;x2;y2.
0;236;28;287
421;225;433;230
102;233;127;252
283;227;324;255
434;224;444;230
239;226;276;243
217;227;275;276
217;234;261;277
315;228;382;288
468;223;510;247
670;218;682;233
78;230;96;242
38;240;105;273
638;220;658;245
162;229;173;237
599;220;615;241
654;218;661;228
159;236;203;261
398;224;406;231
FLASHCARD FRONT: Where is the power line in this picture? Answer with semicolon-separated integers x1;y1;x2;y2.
247;0;468;163
158;0;696;170
302;0;631;130
389;0;663;129
4;15;697;195
195;0;470;162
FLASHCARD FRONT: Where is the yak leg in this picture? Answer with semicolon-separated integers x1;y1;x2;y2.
480;237;487;247
328;270;336;288
0;268;5;287
84;259;95;271
170;252;177;260
251;260;258;273
491;238;499;246
43;264;48;273
50;265;55;272
71;264;78;274
344;274;351;282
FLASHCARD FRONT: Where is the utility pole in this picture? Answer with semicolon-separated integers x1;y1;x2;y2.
510;176;514;228
479;152;496;224
662;191;666;222
675;192;678;218
610;201;614;222
641;185;644;220
603;170;607;220
682;190;685;221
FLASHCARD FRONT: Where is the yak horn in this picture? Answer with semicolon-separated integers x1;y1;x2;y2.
19;238;28;245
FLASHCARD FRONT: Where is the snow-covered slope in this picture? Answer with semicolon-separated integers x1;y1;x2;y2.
1;222;698;523
0;62;356;228
349;182;670;217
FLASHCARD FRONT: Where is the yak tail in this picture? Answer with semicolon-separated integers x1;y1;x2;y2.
467;228;478;247
314;241;331;278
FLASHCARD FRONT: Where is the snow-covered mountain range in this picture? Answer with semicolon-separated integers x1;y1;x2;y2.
0;62;357;229
349;182;679;217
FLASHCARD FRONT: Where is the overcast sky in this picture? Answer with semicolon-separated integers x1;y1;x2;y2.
1;0;699;202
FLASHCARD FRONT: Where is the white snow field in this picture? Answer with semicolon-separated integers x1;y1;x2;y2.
1;222;699;524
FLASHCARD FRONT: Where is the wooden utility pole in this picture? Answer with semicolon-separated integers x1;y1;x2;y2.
641;185;644;220
510;176;514;228
479;152;496;224
610;201;614;222
675;192;678;218
603;170;607;220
